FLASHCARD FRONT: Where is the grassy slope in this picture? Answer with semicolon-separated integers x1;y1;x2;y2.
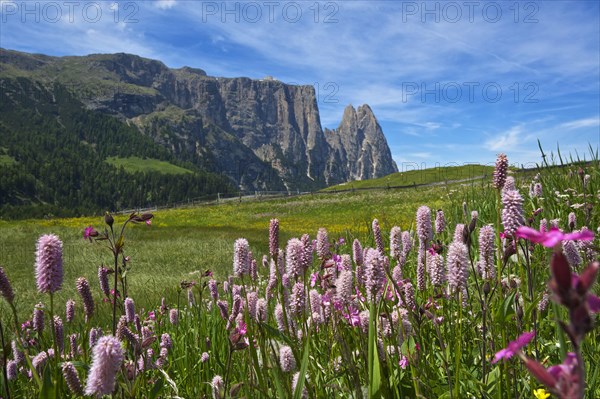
0;178;478;316
105;156;194;175
322;164;494;191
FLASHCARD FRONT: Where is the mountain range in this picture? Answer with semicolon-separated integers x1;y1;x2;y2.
0;48;398;217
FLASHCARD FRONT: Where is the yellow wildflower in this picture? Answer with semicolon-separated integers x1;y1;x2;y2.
533;388;550;399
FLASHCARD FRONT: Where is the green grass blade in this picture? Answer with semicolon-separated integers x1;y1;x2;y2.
293;329;311;399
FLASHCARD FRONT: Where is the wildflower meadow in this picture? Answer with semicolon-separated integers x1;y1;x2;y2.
1;152;599;398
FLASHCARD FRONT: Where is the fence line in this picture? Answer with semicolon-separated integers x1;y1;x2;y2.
113;174;490;214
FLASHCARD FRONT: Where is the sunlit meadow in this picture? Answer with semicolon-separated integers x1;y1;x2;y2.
1;151;599;398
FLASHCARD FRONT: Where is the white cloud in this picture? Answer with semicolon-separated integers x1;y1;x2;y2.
155;0;177;10
559;118;600;130
486;126;524;151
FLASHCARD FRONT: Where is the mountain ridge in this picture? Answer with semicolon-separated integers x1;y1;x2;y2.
0;48;398;217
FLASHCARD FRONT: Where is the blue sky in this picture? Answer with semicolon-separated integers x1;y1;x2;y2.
1;0;598;169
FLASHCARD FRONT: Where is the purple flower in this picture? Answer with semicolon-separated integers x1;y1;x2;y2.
428;252;446;286
563;240;582;267
435;209;446;235
286;238;305;279
83;225;98;241
335;270;354;304
416;206;432;243
493;153;508;190
390;227;402;261
33;303;45;333
478;225;496;280
372;219;384;254
169;309;178;325
501;188;525;236
447;241;469;293
0;266;15;304
279;345;296;372
301;234;313;270
275;303;285;333
532;182;543;198
233;238;250;277
417;243;426;291
342;305;360;327
515;226;594;248
32;350;49;371
352;239;363;266
269;219;280;258
401;231;412;259
290;282;305;317
316;228;330;259
35;234;64;294
7;359;17;380
53;315;64;354
85;336;124;397
89;327;102;349
212;375;224;399
62;361;84;396
201;352;210;363
66;299;75;323
247;291;258;320
256;298;268;322
98;266;110;297
492;330;535;363
399;355;409;369
76;277;94;321
364;248;386;302
540;218;548;233
404;282;415;310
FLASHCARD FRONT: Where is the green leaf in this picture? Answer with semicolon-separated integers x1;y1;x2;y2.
495;291;516;323
293;330;311;399
368;301;382;398
260;322;294;347
39;365;55;399
149;376;164;399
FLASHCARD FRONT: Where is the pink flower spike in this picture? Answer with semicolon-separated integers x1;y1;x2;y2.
492;331;535;364
516;226;594;248
145;219;152;225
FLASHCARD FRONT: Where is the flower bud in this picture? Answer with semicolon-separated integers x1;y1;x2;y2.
104;212;114;227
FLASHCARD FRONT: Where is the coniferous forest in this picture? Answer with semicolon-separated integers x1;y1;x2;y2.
0;77;234;219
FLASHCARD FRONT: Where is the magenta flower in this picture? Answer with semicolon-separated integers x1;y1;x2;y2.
35;234;64;294
399;356;409;369
515;226;594;248
85;336;124;397
83;225;99;241
492;331;535;363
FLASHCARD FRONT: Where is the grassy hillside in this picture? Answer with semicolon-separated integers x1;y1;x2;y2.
323;164;494;191
106;156;194;175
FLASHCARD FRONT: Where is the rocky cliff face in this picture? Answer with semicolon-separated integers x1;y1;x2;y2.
324;104;398;184
0;49;398;190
